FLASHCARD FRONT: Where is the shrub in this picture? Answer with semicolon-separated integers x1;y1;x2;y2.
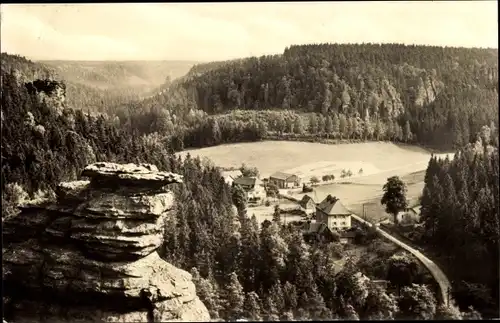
310;176;320;185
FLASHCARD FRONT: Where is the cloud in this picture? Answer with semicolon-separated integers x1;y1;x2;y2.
1;2;497;62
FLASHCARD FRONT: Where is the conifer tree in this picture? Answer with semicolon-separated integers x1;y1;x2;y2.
222;272;245;321
243;291;262;321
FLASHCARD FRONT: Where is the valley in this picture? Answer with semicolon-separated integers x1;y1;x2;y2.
1;2;498;320
178;141;453;223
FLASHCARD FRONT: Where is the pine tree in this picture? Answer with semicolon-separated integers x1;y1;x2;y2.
243;291;262;321
317;114;326;134
191;271;222;319
239;215;261;292
262;295;280;321
363;114;374;140
294;117;305;135
259;221;289;291
325;115;333;138
308;114;318;134
222;272;245;320
403;120;413;143
339;114;348;140
285;230;311;294
440;174;458;248
332;113;340;138
344;304;360;320
269;281;285;313
426;175;444;243
282;281;298;310
307;283;332;320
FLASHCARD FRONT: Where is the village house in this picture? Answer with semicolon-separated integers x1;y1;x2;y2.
221;170;243;186
299;194;316;215
269;172;301;189
395;206;421;226
316;195;352;230
233;176;266;204
302;222;336;244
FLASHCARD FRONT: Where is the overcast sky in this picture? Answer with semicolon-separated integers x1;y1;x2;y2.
1;2;497;62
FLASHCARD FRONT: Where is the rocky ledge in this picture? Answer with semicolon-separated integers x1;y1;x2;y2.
2;162;210;322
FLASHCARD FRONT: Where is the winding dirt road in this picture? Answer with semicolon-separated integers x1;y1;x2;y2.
351;214;453;305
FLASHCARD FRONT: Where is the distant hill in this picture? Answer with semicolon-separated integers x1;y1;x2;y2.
0;53;55;81
39;60;199;92
174;43;498;149
1;54;200;113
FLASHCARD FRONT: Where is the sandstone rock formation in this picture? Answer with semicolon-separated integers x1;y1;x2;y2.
3;162;210;322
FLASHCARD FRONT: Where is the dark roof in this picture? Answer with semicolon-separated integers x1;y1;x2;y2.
340;231;357;238
317;195;351;216
299;195;315;208
303;222;331;235
301;194;314;203
270;172;296;181
233;176;257;186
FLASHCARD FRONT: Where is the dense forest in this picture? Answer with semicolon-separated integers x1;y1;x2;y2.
177;43;498;149
0;53;196;115
418;135;499;318
5;43;498;153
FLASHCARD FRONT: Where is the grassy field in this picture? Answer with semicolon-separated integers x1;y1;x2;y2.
246;198;301;223
178;141;452;222
179;141;451;176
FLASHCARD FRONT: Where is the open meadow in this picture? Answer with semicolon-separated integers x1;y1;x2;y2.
178;141;453;222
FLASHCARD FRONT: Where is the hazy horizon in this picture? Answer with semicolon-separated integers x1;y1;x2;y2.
1;2;498;62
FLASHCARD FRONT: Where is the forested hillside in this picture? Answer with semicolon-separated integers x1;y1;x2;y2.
177;43;498;149
1;53;198;114
3;54;478;321
418;135;499;318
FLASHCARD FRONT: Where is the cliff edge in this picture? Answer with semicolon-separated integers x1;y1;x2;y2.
2;162;210;322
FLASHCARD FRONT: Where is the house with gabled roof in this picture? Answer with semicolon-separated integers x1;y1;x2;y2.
395;205;421;226
299;194;316;215
221;170;243;186
316;195;352;230
233;176;266;204
302;221;336;244
269;171;301;189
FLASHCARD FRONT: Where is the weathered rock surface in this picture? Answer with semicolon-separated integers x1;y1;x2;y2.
81;162;184;188
3;162;210;322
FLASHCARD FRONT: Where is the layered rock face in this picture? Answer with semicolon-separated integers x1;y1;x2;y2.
2;162;210;322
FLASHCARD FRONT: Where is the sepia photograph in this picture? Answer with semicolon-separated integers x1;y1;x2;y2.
1;1;498;322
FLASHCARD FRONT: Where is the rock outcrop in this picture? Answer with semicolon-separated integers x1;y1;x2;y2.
25;79;67;114
3;162;210;322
